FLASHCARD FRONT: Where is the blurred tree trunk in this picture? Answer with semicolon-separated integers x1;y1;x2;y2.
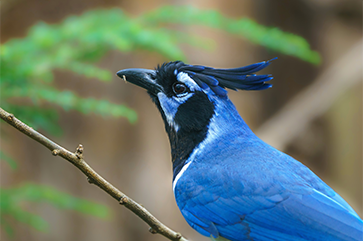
325;85;362;214
254;0;327;178
255;0;362;215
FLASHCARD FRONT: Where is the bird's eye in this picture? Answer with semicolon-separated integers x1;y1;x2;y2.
172;82;188;96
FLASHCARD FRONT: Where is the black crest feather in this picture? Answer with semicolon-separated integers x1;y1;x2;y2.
156;58;276;97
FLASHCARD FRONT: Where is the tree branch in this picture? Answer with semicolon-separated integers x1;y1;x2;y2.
0;107;188;241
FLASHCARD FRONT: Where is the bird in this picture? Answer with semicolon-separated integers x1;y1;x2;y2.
117;59;363;241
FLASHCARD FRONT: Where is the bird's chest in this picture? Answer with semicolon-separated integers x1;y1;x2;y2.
173;161;230;206
172;155;288;208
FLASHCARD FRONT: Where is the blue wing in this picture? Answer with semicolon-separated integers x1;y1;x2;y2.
174;140;363;241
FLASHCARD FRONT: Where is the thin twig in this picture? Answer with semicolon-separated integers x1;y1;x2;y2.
0;107;188;241
256;39;362;150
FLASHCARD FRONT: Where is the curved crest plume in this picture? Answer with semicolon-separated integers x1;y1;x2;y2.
157;58;276;97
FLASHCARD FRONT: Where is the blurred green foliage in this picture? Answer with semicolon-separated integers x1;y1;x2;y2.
0;5;321;238
143;6;321;65
1;6;320;133
0;183;109;236
0;151;17;170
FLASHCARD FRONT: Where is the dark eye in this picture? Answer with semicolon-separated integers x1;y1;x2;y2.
172;82;188;96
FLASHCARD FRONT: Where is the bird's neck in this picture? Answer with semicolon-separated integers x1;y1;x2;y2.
169;98;254;180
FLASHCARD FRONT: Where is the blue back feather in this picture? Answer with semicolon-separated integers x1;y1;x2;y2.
173;96;363;241
150;58;363;240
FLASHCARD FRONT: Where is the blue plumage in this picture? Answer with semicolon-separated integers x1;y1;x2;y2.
117;59;363;241
178;58;275;96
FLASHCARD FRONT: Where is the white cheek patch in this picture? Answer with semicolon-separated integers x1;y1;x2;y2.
158;93;179;130
157;92;194;132
177;72;202;92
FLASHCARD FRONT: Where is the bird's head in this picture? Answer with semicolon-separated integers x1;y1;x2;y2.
117;59;275;177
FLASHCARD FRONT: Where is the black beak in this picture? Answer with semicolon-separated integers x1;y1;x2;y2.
116;68;162;95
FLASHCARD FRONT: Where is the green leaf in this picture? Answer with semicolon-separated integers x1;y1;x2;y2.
0;183;110;236
5;105;63;136
63;62;113;81
0;216;15;237
141;5;321;64
17;183;110;219
0;187;49;232
5;86;138;124
10;209;49;232
0;151;17;170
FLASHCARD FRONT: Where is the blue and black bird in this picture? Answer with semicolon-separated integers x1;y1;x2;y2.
117;59;363;241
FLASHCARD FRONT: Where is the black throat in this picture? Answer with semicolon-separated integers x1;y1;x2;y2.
152;92;215;180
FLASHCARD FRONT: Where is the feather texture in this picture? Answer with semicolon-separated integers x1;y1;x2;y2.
118;59;363;241
173;98;363;241
157;58;276;97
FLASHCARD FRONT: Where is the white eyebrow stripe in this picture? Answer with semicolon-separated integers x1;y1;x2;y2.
176;72;202;92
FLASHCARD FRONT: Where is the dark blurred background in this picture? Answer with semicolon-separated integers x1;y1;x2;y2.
1;0;361;241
